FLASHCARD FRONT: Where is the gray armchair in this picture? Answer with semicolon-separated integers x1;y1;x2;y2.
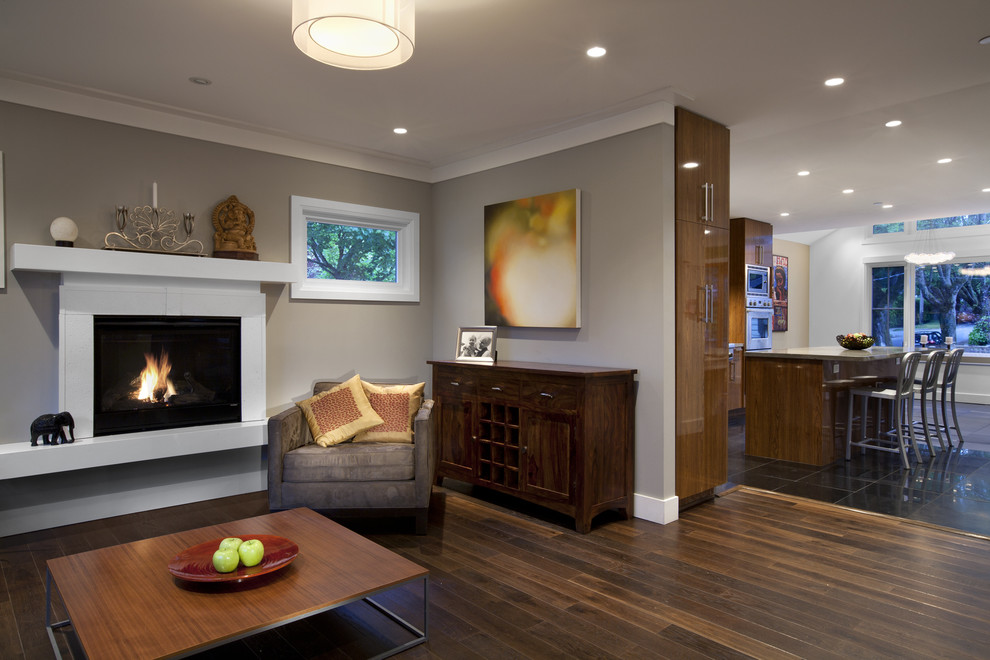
267;380;436;534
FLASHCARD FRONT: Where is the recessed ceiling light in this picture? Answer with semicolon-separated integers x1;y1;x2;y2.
188;77;212;86
779;212;790;217
979;35;990;45
882;204;893;209
885;120;902;128
824;77;845;87
393;127;408;134
587;46;606;58
842;189;854;194
937;158;953;164
682;161;699;169
983;187;990;192
797;170;810;176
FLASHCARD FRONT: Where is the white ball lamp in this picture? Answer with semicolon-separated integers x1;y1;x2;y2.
50;216;79;247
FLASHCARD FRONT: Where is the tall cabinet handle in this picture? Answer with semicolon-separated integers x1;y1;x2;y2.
702;182;710;222
709;183;715;224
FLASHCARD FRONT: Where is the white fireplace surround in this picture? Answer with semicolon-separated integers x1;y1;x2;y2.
61;273;266;438
3;244;295;482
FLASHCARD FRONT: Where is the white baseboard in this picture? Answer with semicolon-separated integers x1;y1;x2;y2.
633;492;679;525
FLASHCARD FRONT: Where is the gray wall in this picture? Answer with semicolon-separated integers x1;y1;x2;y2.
0;100;434;442
0;101;677;529
0;101;433;531
431;124;676;504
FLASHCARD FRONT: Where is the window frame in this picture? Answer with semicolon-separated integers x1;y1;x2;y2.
290;195;419;302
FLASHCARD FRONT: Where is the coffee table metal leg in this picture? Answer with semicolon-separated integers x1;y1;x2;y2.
45;567;73;660
364;575;429;659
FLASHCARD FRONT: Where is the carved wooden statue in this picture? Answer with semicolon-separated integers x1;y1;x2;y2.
212;195;259;260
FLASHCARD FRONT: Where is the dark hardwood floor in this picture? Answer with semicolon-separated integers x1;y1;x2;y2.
3;483;990;659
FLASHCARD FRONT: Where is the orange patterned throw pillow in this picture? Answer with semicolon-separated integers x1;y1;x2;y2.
296;375;385;447
353;381;426;443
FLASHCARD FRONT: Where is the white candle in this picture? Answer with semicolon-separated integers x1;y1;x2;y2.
921;334;928;344
946;336;953;346
152;181;158;208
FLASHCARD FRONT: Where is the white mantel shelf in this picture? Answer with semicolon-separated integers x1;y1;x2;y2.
10;243;296;283
0;421;266;480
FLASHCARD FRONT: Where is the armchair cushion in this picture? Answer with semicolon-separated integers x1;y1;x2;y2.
283;443;414;482
296;374;384;447
353;381;425;443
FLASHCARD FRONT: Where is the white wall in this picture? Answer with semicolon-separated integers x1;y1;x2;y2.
431;124;678;518
770;238;810;349
807;224;990;403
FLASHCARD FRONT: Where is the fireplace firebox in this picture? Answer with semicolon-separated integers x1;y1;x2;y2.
93;316;241;436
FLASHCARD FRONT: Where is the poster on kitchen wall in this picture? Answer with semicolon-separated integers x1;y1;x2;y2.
772;254;788;332
484;189;581;328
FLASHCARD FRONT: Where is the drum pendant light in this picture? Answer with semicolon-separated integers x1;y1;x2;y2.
292;0;415;70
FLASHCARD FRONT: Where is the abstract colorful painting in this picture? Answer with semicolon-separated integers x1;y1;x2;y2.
484;189;581;328
772;254;788;332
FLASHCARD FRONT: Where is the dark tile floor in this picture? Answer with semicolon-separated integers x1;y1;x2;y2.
725;401;990;536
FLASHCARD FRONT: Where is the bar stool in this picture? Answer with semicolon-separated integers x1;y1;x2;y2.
938;348;965;446
913;349;946;453
845;352;924;469
823;378;855;440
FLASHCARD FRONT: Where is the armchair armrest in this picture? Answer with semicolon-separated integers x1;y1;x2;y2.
413;399;436;508
267;404;313;510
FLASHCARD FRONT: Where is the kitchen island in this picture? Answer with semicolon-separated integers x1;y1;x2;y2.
744;346;907;465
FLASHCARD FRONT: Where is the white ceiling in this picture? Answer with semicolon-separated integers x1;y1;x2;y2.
2;0;989;237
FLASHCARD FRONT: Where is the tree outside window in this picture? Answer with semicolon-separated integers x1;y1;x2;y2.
871;266;904;346
306;222;397;283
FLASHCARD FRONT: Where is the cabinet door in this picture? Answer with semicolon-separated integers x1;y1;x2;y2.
675;221;728;500
520;409;573;503
675;107;730;230
436;396;475;480
744;218;773;266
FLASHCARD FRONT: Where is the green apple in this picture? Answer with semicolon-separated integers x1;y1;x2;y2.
218;537;243;552
238;539;264;567
212;548;240;573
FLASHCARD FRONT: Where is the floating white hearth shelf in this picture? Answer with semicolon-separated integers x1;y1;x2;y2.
10;243;296;283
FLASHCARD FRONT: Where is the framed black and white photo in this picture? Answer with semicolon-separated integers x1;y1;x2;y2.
455;326;497;363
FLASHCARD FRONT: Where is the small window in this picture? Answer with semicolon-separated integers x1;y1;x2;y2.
290;196;419;302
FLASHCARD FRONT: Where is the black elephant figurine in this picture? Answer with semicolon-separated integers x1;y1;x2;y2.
30;411;76;446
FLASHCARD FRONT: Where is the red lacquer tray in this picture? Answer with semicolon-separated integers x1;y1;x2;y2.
168;535;299;582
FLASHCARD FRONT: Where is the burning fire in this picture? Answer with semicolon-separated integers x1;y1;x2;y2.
136;350;177;403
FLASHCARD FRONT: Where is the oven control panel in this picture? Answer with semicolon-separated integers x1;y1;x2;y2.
746;295;773;309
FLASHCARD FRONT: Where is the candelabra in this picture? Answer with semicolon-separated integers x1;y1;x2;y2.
104;183;204;255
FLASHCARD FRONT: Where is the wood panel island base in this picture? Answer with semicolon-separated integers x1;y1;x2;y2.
429;360;636;533
745;347;906;466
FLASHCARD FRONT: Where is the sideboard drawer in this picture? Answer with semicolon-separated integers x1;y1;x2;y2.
478;373;520;401
521;379;579;411
435;367;476;396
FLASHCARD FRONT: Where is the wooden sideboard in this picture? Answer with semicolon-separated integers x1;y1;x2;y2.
428;360;636;533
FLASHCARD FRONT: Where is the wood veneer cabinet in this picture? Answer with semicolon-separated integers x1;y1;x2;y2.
675;107;730;230
729;217;773;345
675;105;730;506
429;360;636;533
675;220;729;504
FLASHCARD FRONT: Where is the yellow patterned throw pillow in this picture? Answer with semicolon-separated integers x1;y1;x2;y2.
297;375;385;447
353;381;426;443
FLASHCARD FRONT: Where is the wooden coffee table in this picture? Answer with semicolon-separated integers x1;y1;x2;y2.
44;507;428;659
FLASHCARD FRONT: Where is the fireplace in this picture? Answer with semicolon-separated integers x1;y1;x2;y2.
93;316;242;436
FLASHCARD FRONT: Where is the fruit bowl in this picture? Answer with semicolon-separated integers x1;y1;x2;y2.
836;333;875;350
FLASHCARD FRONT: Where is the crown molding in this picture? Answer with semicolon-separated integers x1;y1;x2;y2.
1;74;676;184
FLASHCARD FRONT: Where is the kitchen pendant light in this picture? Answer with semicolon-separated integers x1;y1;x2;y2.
904;227;955;266
292;0;415;70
